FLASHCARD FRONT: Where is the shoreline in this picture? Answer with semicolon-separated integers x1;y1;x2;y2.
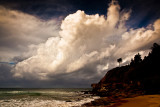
82;94;160;107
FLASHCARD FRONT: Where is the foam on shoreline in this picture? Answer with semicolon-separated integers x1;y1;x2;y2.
0;96;100;107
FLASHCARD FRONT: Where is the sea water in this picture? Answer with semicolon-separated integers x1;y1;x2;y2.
0;88;99;107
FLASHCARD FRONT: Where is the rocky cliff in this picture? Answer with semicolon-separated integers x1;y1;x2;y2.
92;43;160;97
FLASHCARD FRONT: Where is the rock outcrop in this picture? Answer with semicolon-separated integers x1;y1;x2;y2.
92;43;160;97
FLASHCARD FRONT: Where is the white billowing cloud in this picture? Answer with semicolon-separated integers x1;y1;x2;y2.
12;0;127;79
118;19;160;55
154;19;160;31
12;1;160;80
0;6;59;61
107;0;120;27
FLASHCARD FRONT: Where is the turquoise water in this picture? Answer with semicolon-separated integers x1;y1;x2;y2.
0;88;99;107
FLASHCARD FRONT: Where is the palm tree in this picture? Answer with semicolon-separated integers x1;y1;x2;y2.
117;58;122;67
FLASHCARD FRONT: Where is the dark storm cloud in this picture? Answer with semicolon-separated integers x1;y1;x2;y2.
47;62;106;88
119;0;160;28
0;0;74;19
0;62;103;88
0;64;15;87
0;57;107;88
0;0;160;28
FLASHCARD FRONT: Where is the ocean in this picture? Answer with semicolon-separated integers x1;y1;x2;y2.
0;88;99;107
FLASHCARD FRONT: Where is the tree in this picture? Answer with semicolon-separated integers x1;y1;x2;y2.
134;53;142;64
117;58;122;67
151;43;160;56
130;58;134;65
130;53;142;66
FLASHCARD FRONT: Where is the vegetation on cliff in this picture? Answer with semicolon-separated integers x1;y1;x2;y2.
92;43;160;97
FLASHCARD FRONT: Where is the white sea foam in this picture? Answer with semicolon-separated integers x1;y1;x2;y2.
0;96;100;107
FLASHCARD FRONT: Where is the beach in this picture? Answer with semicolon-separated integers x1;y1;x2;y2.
118;95;160;107
83;95;160;107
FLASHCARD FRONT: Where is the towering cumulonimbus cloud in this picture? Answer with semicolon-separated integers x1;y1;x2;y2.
11;0;160;80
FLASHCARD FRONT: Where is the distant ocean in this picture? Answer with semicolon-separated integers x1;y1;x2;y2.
0;88;99;107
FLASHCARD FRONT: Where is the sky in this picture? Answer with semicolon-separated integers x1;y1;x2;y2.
0;0;160;88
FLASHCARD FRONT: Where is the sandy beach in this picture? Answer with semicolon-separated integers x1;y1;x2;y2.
83;95;160;107
117;95;160;107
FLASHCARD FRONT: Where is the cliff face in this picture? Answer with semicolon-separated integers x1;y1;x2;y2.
92;43;160;97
